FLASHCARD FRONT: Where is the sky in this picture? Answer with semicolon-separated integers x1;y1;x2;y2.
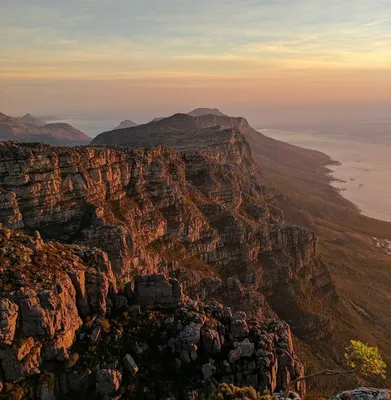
1;0;391;125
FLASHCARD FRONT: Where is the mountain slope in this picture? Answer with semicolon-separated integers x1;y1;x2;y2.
0;112;91;145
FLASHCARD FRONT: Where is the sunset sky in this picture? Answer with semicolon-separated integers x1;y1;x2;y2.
1;0;391;123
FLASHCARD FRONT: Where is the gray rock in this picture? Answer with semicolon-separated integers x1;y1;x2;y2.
123;354;139;375
91;326;101;343
231;311;249;338
235;339;254;357
179;322;203;344
134;274;183;308
328;387;391;400
202;363;213;380
96;369;122;397
128;305;141;316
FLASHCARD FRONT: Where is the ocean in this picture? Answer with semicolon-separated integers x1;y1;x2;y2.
260;128;391;223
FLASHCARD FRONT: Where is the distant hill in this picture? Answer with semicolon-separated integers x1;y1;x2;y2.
113;119;138;130
188;107;227;117
18;113;46;127
0;112;91;145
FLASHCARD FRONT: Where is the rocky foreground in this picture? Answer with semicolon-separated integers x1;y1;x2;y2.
0;226;307;399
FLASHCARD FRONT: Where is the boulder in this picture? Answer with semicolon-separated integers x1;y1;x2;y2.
202;363;213;380
96;369;122;397
230;312;249;338
134;274;183;308
123;354;139;375
329;388;391;400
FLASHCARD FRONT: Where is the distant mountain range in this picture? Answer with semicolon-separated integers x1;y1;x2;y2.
0;112;91;145
113;108;227;131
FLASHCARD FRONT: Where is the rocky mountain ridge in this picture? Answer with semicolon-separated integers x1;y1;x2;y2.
91;110;391;389
0;112;91;145
0;127;331;341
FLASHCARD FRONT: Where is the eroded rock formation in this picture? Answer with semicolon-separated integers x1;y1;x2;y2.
0;131;332;340
0;229;305;399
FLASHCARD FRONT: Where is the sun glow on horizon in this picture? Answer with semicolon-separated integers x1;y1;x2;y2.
1;0;391;116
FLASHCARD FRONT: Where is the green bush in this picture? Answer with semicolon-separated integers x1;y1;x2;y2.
210;384;278;400
344;340;387;378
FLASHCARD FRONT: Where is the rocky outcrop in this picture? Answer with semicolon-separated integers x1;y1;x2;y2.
0;227;116;384
329;388;391;400
0;229;305;400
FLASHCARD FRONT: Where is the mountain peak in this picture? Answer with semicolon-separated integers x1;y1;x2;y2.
113;119;138;130
188;108;227;117
18;113;46;127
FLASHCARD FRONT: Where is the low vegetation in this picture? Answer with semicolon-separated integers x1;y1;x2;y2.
282;340;387;400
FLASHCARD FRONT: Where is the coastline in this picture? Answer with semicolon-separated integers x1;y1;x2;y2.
258;128;391;223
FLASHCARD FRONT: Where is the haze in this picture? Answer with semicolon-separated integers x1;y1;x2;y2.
1;0;391;126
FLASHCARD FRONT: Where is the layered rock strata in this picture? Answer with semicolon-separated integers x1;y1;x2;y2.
0;138;331;340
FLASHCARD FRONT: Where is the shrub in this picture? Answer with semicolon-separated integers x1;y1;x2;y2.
344;340;387;378
211;383;278;400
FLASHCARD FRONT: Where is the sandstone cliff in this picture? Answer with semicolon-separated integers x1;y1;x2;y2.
0;134;331;345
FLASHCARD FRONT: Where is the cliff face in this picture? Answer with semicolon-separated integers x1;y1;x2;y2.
0;133;331;344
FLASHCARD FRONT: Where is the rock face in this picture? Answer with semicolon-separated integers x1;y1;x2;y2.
0;112;91;145
329;388;391;400
0;126;331;340
0;227;116;385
